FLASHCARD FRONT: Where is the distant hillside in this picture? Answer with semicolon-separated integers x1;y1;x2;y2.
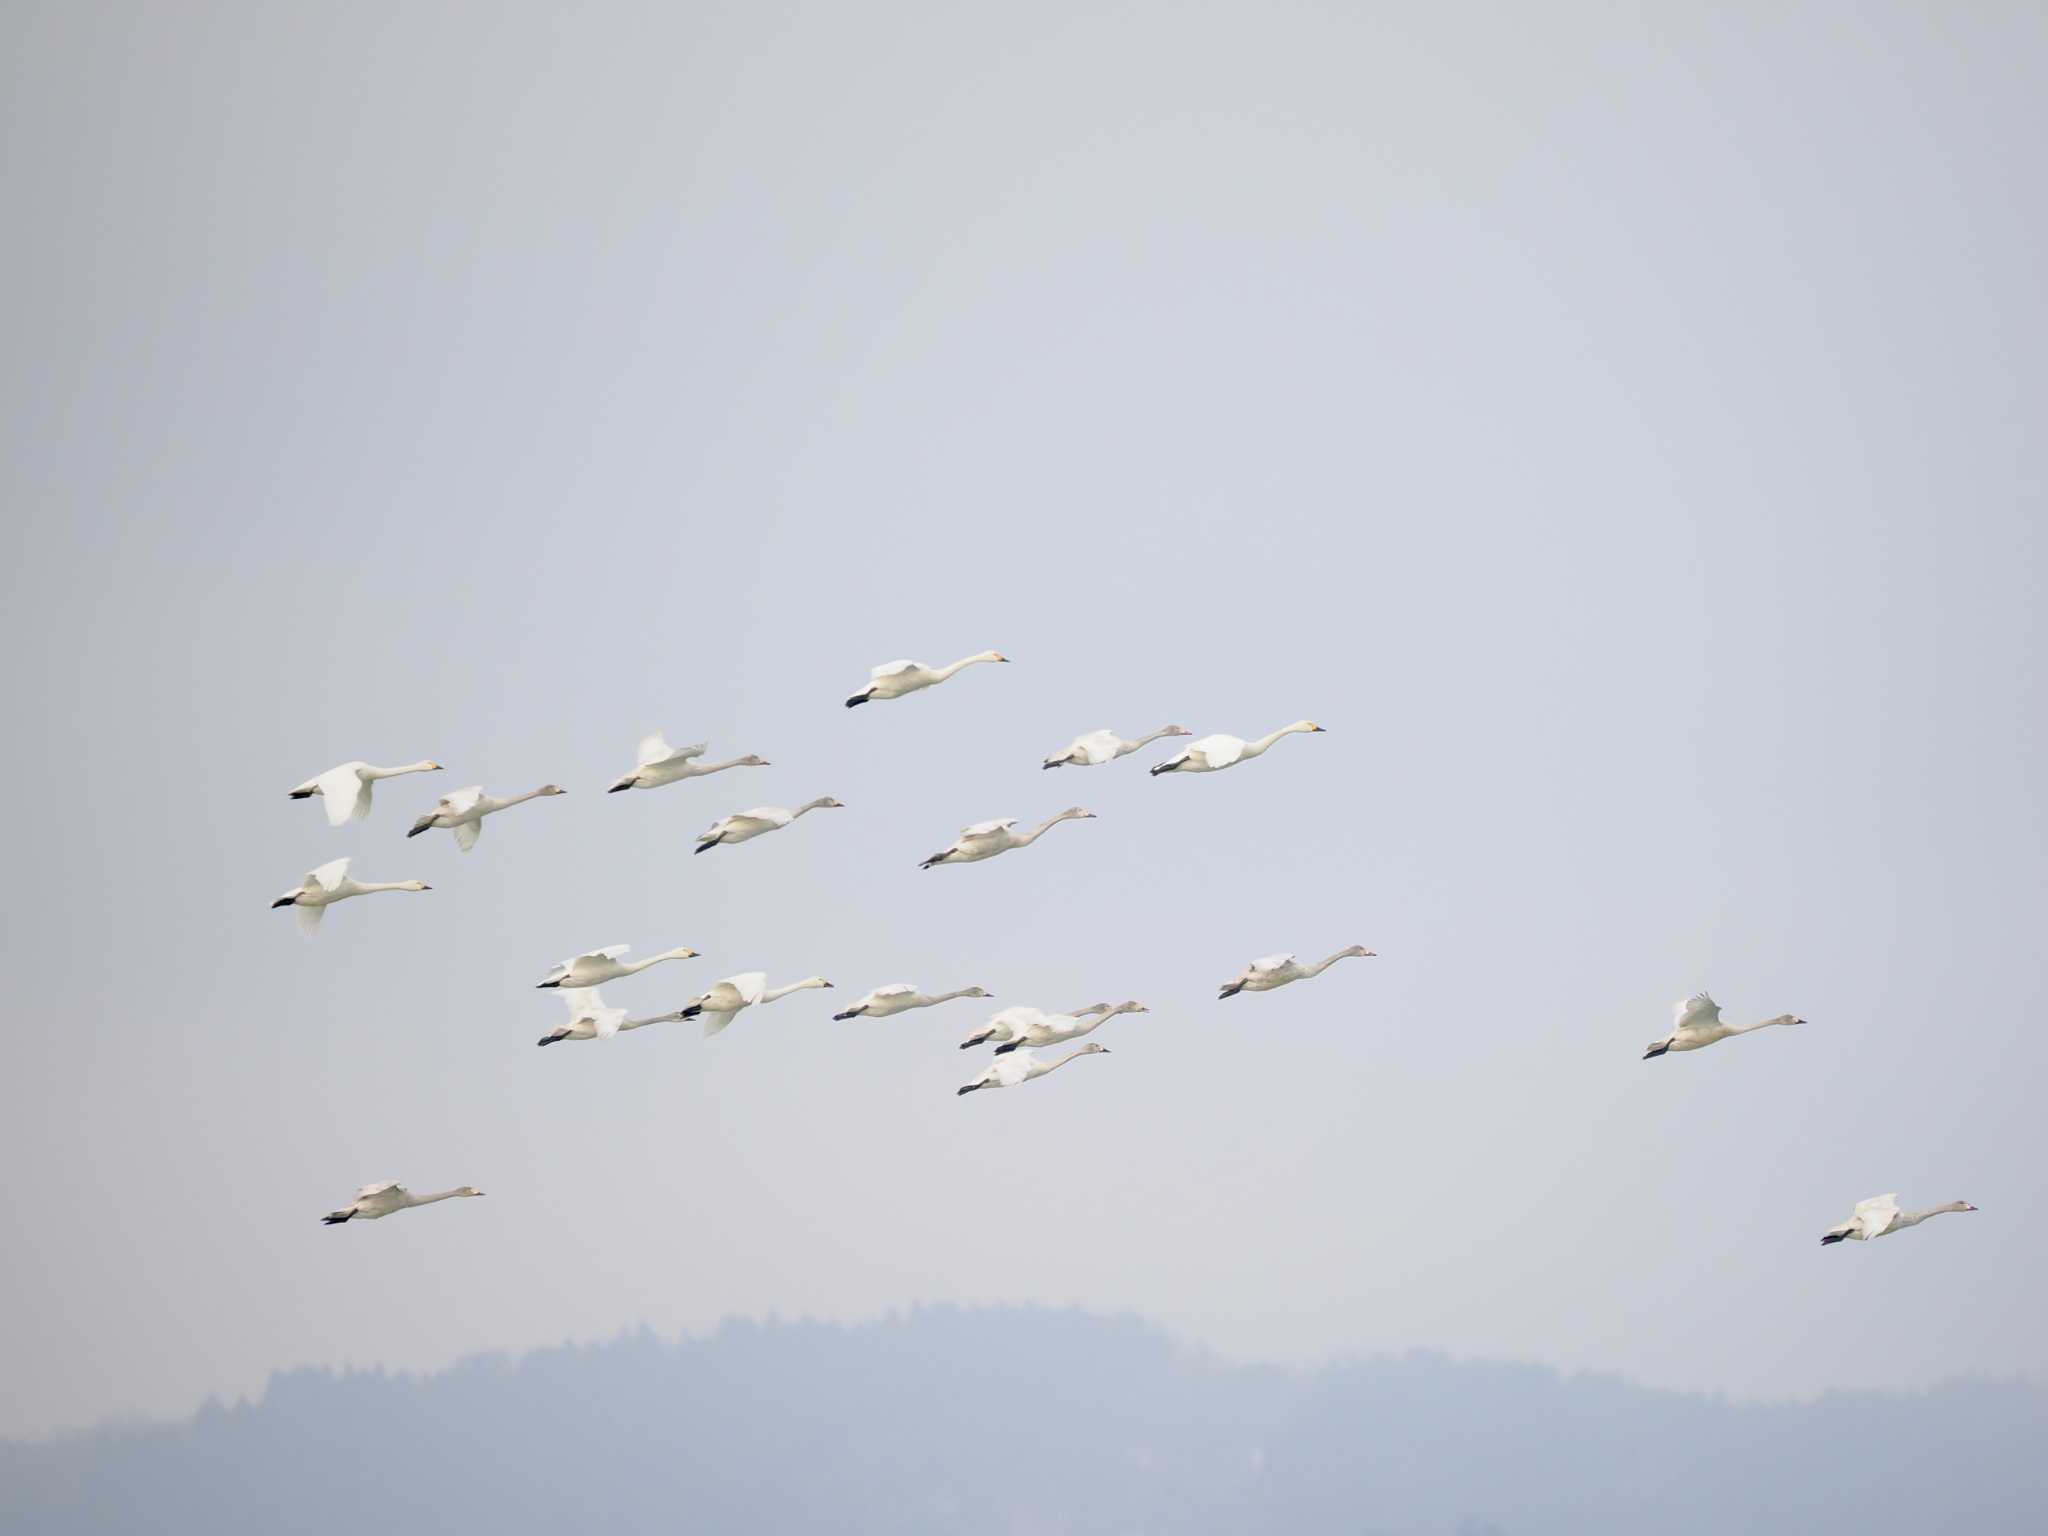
4;1308;2041;1534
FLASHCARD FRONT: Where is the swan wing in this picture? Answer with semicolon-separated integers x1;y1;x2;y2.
561;987;606;1019
1854;1194;1901;1238
306;857;351;892
871;659;923;679
1073;730;1121;763
452;819;481;852
1250;953;1295;973
1673;993;1721;1031
724;812;784;834
441;786;486;816
314;763;370;825
295;903;325;936
354;1181;402;1201
637;732;704;766
726;972;768;1006
1192;734;1245;768
868;983;918;1000
575;945;630;966
960;818;1016;839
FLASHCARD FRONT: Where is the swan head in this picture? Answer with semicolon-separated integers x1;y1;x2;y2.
537;785;568;797
1340;946;1376;959
402;881;431;892
1062;807;1097;820
1958;1201;1979;1212
959;986;991;999
817;797;845;809
456;1187;485;1198
1115;1001;1150;1015
424;761;444;771
1770;1013;1804;1027
1299;720;1327;734
1077;1043;1110;1056
739;755;770;766
981;651;1010;664
1159;726;1193;738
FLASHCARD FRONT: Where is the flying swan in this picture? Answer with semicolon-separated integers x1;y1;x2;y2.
957;1042;1110;1095
321;1182;484;1225
695;798;843;854
833;984;992;1021
1151;721;1325;776
408;784;566;851
680;972;834;1036
844;651;1008;707
607;734;770;793
271;857;429;935
1042;726;1191;769
536;987;689;1046
958;1003;1113;1050
287;759;442;825
919;807;1095;868
1643;993;1804;1059
1218;947;1374;998
535;944;699;990
1820;1194;1977;1245
994;999;1147;1053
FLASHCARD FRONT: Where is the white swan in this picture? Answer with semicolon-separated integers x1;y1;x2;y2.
994;999;1147;1053
321;1181;483;1225
1150;721;1325;776
919;807;1095;868
1821;1194;1977;1245
607;734;770;793
1643;993;1804;1059
535;944;700;990
958;1003;1112;1050
679;972;834;1036
407;784;566;851
695;797;843;853
536;987;688;1046
1043;726;1191;769
957;1042;1110;1095
832;984;991;1021
271;857;429;935
287;759;442;825
1218;946;1374;998
844;651;1008;707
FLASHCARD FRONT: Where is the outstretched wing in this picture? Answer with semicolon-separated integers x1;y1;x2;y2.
1250;953;1295;973
315;763;370;825
452;820;481;852
960;818;1017;839
355;1181;402;1201
871;659;922;679
1853;1194;1900;1238
440;786;486;815
306;857;351;892
637;732;705;767
296;903;325;936
725;972;768;1006
575;945;630;966
1673;993;1721;1031
1194;734;1245;768
869;983;918;1000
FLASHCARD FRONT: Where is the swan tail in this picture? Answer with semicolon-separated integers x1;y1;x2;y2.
406;819;433;838
993;1040;1020;1055
831;1009;858;1021
1642;1041;1670;1060
679;1004;703;1019
1149;760;1180;776
1218;983;1243;999
536;1033;564;1047
1820;1231;1849;1246
959;1033;991;1050
844;693;870;708
919;852;948;869
288;787;316;799
955;1083;982;1095
321;1211;353;1225
607;778;635;793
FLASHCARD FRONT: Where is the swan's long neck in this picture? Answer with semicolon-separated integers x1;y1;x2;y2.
372;760;439;780
1019;810;1084;845
1726;1016;1792;1037
935;652;997;681
698;757;753;774
761;977;828;1004
409;1188;466;1207
622;1011;688;1031
496;787;553;810
353;881;421;895
625;948;695;973
1897;1201;1973;1228
1243;722;1312;759
933;989;979;1004
1034;1047;1097;1078
791;798;835;817
1133;727;1182;749
1302;950;1358;979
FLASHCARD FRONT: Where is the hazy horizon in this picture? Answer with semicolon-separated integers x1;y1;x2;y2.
4;0;2045;1452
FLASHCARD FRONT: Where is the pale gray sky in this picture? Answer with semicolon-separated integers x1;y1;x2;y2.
3;1;2044;1438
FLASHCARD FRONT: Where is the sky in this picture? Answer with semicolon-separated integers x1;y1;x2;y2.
2;1;2044;1440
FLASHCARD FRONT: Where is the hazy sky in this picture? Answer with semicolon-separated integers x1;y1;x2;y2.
3;1;2044;1439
